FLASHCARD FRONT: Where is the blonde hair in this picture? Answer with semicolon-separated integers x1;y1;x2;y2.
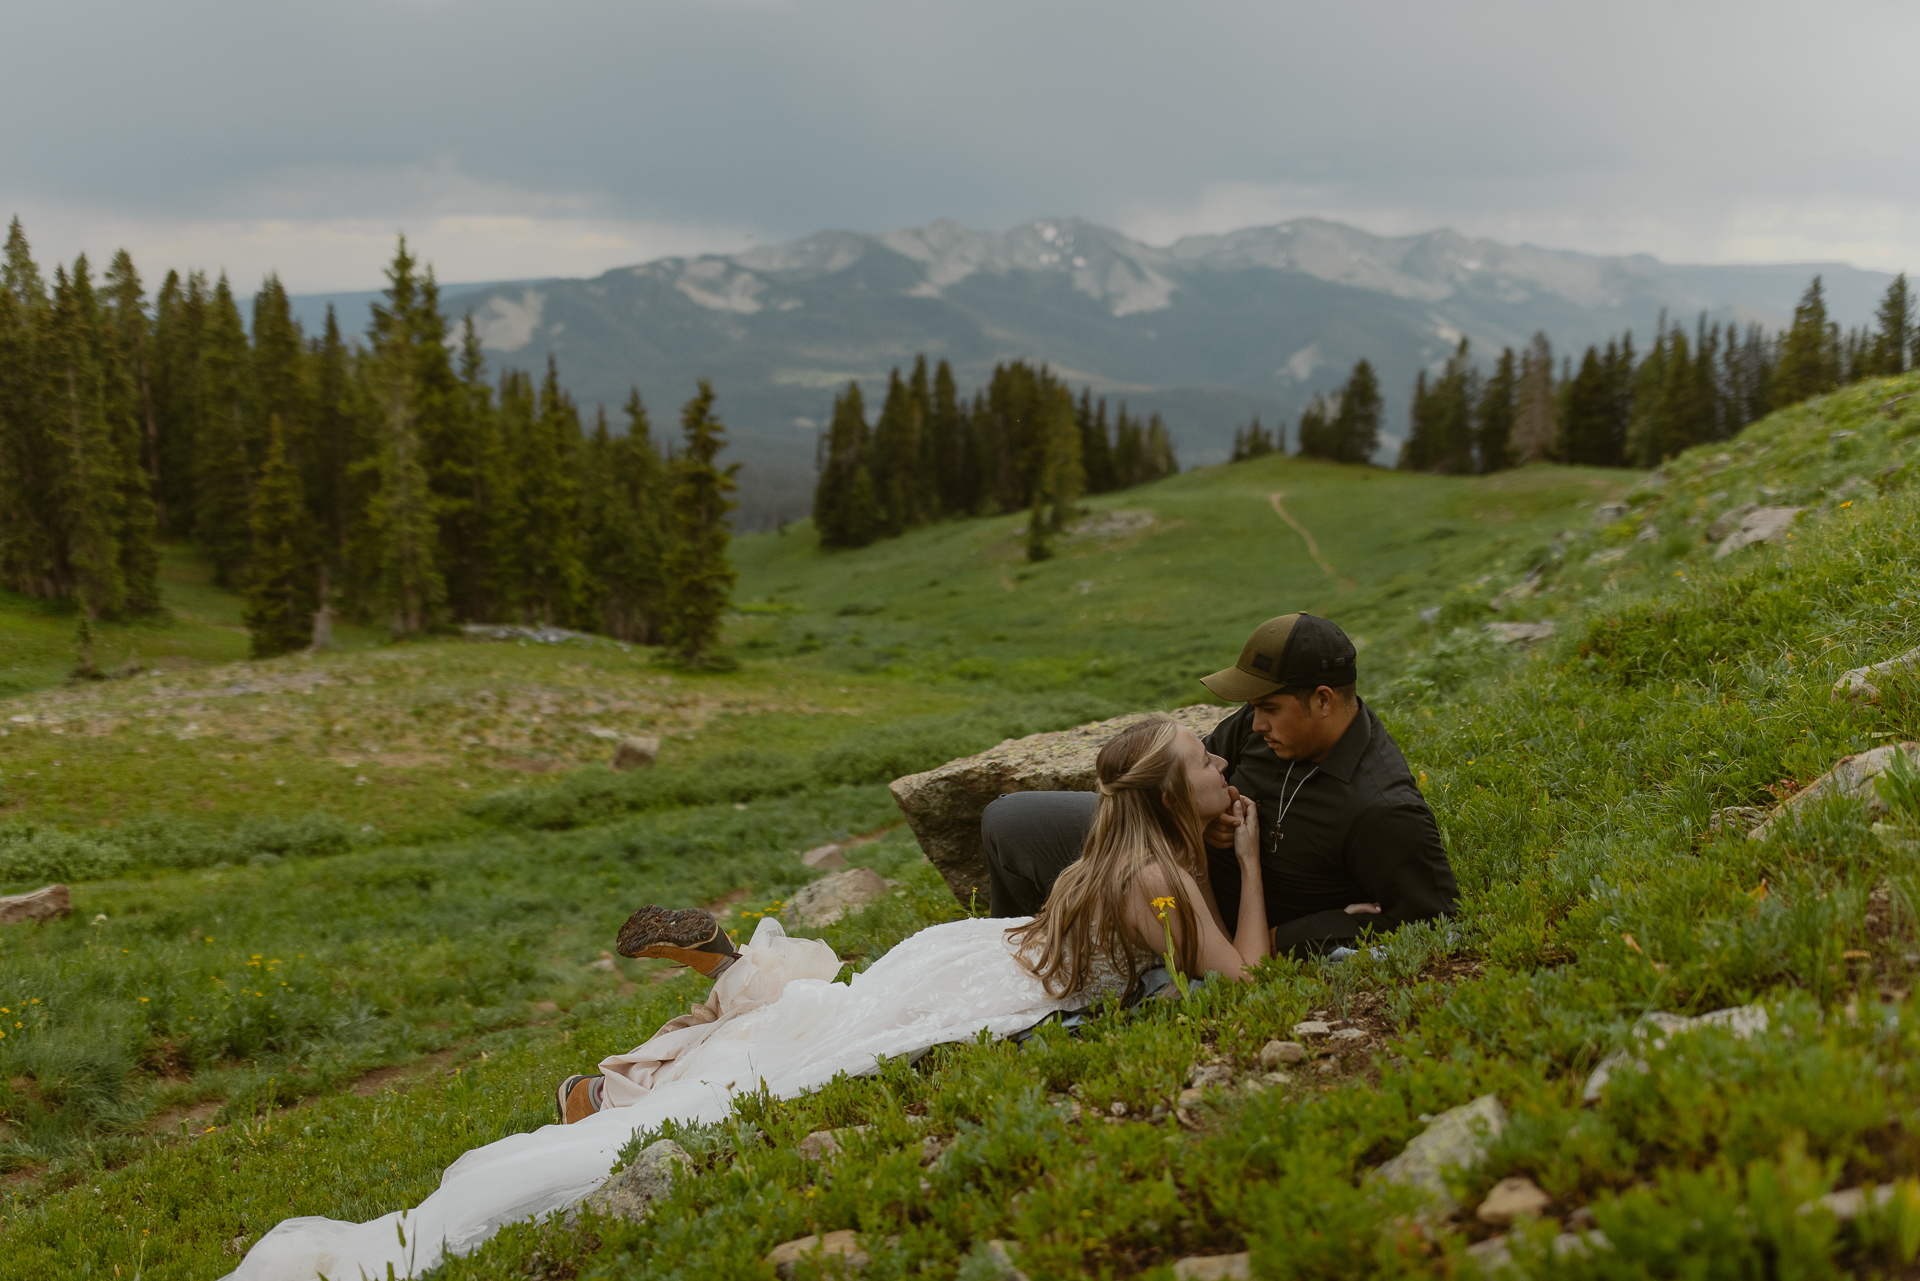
1008;714;1207;998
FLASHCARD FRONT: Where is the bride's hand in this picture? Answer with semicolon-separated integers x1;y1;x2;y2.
1230;796;1260;864
1202;785;1242;847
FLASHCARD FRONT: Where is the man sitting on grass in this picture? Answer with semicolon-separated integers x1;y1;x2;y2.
984;613;1458;955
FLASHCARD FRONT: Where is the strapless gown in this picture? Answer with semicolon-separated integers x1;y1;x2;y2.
223;915;1076;1280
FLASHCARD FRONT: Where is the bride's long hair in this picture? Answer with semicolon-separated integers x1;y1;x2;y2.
1009;714;1206;997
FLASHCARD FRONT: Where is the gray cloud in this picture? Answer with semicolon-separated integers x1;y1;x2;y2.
6;0;1917;289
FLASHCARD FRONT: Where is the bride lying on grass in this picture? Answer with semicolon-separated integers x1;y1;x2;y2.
226;714;1269;1280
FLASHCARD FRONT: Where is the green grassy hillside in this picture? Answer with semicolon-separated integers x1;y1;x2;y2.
0;374;1916;1278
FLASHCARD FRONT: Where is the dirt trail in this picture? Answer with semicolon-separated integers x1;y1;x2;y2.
1268;492;1355;591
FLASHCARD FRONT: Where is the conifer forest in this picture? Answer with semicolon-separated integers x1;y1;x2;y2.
0;221;738;663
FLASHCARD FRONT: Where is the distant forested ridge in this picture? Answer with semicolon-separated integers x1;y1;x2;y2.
1227;273;1913;477
0;221;735;661
811;357;1177;555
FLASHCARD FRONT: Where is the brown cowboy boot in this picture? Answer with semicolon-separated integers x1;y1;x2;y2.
555;1073;603;1124
616;906;740;977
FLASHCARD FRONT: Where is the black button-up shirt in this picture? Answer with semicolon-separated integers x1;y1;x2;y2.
1203;698;1457;953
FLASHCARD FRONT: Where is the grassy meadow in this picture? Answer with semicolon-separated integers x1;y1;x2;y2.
1;373;1918;1278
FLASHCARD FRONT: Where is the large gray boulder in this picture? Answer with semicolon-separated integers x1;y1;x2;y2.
0;884;71;926
889;704;1231;905
1712;506;1802;559
1750;742;1920;840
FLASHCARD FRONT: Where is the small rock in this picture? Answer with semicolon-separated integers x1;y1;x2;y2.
1477;1176;1553;1225
1713;506;1802;560
1635;524;1658;543
980;1238;1031;1281
610;736;659;771
1833;645;1920;705
1709;806;1768;836
578;1140;692;1223
224;1234;250;1256
1171;1253;1251;1280
1315;1060;1336;1074
798;1125;871;1161
1109;1101;1128;1117
1370;1095;1507;1222
800;843;848;871
1749;743;1920;841
1329;1027;1367;1042
590;951;618;971
1466;1236;1512;1269
1188;1061;1235;1088
1260;1039;1306;1067
919;1133;945;1163
1419;606;1442;624
768;1229;868;1279
1291;1020;1332;1038
1587;548;1627;565
1484;622;1557;646
1583;1006;1768;1101
789;867;890;926
0;884;71;926
1810;1184;1897;1220
1704;502;1757;542
1591;502;1628;524
1177;1087;1205;1110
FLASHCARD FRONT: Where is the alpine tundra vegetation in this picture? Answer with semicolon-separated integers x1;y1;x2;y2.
0;369;1917;1278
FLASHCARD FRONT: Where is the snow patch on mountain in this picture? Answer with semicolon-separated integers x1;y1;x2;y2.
470;288;545;352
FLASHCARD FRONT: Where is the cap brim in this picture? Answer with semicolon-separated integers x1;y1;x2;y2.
1200;666;1284;702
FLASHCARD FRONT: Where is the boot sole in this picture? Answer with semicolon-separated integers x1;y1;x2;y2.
616;906;737;973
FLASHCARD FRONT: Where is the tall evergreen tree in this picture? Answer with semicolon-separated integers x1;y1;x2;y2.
0;220;60;598
1144;413;1178;480
194;275;256;585
1562;347;1614;466
1475;349;1516;473
662;381;738;663
308;306;360;584
364;249;444;635
1079;388;1118;493
1333;359;1383;464
148;270;206;534
1511;332;1558;464
1296;394;1335;460
926;360;975;516
1024;384;1085;562
242;414;318;657
813;381;880;548
1774;276;1840;407
581;389;670;641
502;358;587;625
97;251;160;614
1111;402;1144;485
869;368;925;534
46;258;127;615
1872;274;1911;376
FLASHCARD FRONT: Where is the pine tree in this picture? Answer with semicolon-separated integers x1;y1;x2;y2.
1024;384;1085;561
1475;349;1516;473
1334;359;1383;464
812;381;880;548
308;306;359;578
1144;413;1178;480
1873;274;1911;376
147;270;206;534
365;246;444;635
1422;340;1477;474
1079;389;1118;492
662;381;738;664
1562;347;1612;466
500;358;588;625
1511;333;1558;463
1625;322;1670;467
242;414;318;657
195;275;256;585
1231;415;1276;461
251;275;307;475
1297;394;1335;460
870;368;925;534
47;258;127;616
927;360;976;515
0;220;61;599
1774;276;1840;407
1111;402;1144;485
98;251;160;614
582;389;670;642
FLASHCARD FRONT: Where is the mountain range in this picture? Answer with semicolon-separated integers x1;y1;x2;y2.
287;218;1895;529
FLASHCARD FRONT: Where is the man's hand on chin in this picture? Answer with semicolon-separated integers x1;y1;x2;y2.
1203;786;1243;847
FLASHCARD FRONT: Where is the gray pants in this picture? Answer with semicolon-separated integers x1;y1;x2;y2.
980;791;1097;917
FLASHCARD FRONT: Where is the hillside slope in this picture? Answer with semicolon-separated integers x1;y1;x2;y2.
0;379;1916;1277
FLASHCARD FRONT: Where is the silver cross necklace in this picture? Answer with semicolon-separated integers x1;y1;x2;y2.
1267;759;1319;853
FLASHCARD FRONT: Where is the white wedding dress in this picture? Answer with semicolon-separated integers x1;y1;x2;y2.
224;914;1082;1280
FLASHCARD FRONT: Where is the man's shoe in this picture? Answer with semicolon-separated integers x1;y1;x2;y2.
616;906;740;977
556;1073;603;1125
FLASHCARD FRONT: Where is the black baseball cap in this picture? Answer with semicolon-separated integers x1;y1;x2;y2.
1200;614;1358;702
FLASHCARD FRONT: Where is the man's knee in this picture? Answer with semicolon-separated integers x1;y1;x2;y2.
981;791;1098;917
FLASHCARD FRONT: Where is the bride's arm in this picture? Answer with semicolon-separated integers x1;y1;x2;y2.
1121;802;1270;982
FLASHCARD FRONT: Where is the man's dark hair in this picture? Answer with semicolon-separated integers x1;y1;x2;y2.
1277;682;1357;709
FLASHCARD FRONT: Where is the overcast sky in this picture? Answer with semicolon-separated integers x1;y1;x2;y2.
6;0;1916;293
